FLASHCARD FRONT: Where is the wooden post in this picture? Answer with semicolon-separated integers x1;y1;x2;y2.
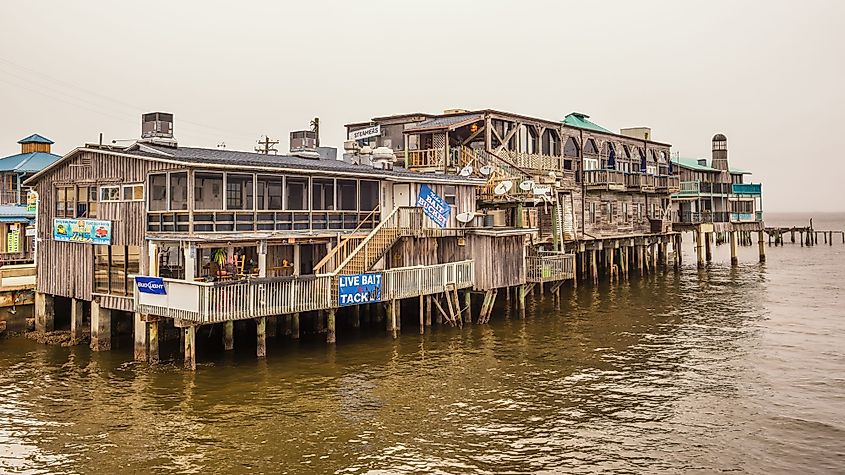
591;249;598;284
149;320;159;365
34;292;54;333
71;298;85;344
292;313;300;339
256;317;266;358
353;306;360;328
730;231;738;266
184;325;196;371
267;316;277;338
608;247;616;282
518;285;526;319
463;290;472;324
90;300;111;352
133;313;149;362
327;309;336;344
316;311;325;333
425;296;432;326
758;231;766;263
704;232;712;262
224;320;234;350
419;295;425;335
695;229;705;269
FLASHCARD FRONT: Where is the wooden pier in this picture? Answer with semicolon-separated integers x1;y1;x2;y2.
764;219;844;247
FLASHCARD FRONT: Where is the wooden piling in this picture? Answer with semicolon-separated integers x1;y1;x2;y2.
419;295;425;335
256;317;266;358
149;320;159;365
327;309;336;344
292;313;300;340
463;290;472;324
758;230;766;263
518;285;526;319
730;231;738;266
184;325;196;371
224;320;234;350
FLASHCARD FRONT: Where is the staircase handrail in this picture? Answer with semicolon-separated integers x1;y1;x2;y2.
313;206;381;273
332;206;421;276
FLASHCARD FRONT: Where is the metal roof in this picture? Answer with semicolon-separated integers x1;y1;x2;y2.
17;134;54;145
0;205;34;221
115;144;483;185
403;114;483;132
673;157;752;175
561;113;613;134
0;151;62;173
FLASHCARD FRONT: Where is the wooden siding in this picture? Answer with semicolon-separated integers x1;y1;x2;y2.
33;151;178;308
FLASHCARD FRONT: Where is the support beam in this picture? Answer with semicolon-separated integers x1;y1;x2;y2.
34;292;54;333
90;300;111;352
71;298;85;343
133;313;149;362
419;295;425;334
224;320;234;350
463;290;472;324
184;325;196;370
256;317;266;358
518;285;526;319
266;315;277;338
292;313;300;339
705;233;712;262
758;230;766;263
696;229;705;269
149;320;159;364
730;231;739;266
327;309;336;343
425;296;432;326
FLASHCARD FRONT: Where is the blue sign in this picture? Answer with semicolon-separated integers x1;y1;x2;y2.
53;218;112;245
416;184;451;228
136;276;167;295
338;273;382;306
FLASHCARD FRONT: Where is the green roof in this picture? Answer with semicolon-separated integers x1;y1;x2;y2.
673;157;753;175
18;134;53;145
562;112;612;134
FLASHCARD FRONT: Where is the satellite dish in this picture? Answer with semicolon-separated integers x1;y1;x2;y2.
480;165;495;176
459;165;473;177
494;180;513;195
519;180;535;191
456;211;475;223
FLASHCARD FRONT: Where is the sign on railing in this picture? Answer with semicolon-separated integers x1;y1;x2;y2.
338;272;383;306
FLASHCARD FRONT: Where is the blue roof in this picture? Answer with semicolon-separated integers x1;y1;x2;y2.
0;151;62;173
17;134;54;145
0;205;34;222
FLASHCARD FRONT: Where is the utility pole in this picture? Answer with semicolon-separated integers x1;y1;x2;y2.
255;135;279;155
310;117;320;147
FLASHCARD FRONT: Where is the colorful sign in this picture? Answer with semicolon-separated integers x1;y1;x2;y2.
53;218;112;245
416;184;451;228
6;230;19;253
338;273;382;306
135;276;167;295
349;124;381;141
26;191;36;213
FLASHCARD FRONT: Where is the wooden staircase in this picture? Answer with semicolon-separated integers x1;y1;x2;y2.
323;207;426;276
313;207;381;274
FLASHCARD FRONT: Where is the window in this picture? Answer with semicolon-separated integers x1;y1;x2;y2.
170;172;188;210
443;185;457;206
589;202;596;224
122;184;144;201
257;175;283;210
285;176;308;210
149;174;167;211
226;173;254;210
584;158;599;171
563;137;580;157
337;179;358;211
312;178;335;210
585;138;599;155
195;172;223;210
360;180;379;211
606;202;614;223
100;186;121;202
77;186;97;218
622;202;628;223
94;245;140;296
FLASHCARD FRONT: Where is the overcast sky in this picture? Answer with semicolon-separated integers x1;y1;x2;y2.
1;1;842;212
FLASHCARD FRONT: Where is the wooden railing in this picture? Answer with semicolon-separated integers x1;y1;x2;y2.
407;148;446;169
584;170;626;189
135;260;475;323
497;150;561;172
656;175;681;192
313;207;381;274
525;253;575;283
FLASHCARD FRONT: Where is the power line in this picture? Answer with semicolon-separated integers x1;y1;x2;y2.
254;136;279;155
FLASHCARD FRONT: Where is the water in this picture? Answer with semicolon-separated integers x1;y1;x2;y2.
2;213;844;474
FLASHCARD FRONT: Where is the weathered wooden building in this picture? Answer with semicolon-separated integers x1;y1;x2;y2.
671;134;765;266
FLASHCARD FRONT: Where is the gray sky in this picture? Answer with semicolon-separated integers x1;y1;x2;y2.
1;1;842;212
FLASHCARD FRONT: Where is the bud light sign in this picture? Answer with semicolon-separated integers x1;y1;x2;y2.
338;273;382;306
135;276;167;295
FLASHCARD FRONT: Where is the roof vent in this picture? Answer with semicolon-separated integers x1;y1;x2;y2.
697;159;708;166
290;130;318;153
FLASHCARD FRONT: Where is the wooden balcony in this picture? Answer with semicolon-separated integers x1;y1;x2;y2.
135;260;475;324
407;148;446;170
583;170;626;191
624;173;656;192
497;150;561;172
655;175;681;193
525;253;575;283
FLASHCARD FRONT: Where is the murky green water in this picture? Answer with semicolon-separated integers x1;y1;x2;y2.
2;214;844;473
